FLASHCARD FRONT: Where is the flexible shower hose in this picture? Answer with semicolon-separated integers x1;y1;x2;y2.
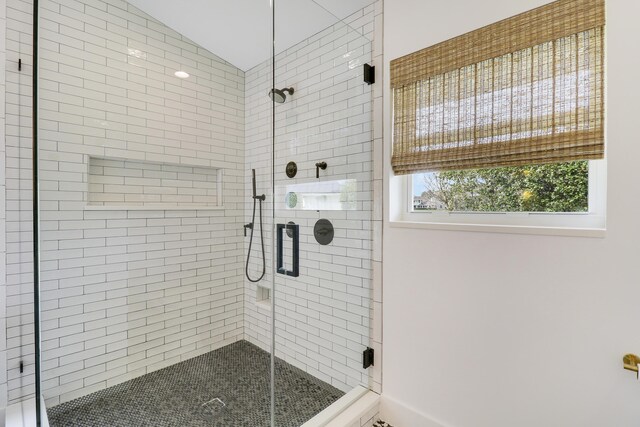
245;196;266;282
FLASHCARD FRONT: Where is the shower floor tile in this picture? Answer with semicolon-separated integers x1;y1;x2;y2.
47;340;344;427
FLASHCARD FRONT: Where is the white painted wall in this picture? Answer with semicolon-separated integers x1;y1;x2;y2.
382;1;640;426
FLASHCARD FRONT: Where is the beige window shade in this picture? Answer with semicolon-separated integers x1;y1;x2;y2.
391;0;605;175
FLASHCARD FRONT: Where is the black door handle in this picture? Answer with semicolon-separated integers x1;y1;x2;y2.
276;223;299;277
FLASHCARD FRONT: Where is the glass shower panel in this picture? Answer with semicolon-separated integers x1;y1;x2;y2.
35;0;274;425
272;1;375;424
4;0;38;414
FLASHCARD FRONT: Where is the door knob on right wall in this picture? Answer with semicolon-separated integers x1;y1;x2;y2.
623;354;640;377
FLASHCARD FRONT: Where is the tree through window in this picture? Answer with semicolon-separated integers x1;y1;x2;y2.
412;161;588;213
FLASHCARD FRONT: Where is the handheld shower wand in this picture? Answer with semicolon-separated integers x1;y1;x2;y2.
246;169;266;282
252;169;257;199
252;169;265;201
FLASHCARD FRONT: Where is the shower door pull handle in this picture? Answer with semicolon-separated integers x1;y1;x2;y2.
277;223;299;277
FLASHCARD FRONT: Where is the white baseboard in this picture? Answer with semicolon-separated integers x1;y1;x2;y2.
5;397;49;427
380;395;449;427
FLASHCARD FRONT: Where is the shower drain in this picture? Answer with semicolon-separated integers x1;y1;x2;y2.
202;397;226;416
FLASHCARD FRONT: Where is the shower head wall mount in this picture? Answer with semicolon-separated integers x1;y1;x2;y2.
269;87;294;103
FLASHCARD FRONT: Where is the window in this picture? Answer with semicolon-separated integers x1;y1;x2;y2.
390;0;606;234
412;161;589;213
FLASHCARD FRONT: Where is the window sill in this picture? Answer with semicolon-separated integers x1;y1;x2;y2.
389;219;606;238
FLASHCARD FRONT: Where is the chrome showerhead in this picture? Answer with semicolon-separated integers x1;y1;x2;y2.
268;87;294;103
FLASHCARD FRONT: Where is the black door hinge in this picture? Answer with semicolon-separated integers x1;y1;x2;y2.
20;361;24;373
363;63;375;85
18;58;22;71
363;347;374;369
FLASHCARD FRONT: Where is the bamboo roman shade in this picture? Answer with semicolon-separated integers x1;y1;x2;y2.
391;0;605;175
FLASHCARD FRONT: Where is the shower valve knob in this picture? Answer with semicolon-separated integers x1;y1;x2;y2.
243;223;253;237
315;162;327;178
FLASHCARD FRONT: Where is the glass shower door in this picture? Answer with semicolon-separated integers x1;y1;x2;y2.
26;0;376;425
270;1;375;424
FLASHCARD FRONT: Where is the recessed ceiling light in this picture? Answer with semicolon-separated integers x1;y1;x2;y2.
174;71;189;79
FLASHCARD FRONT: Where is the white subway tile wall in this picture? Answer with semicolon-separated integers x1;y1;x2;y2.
6;0;245;406
0;0;7;422
244;5;376;392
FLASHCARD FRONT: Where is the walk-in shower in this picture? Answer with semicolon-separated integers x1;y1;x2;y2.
3;0;376;425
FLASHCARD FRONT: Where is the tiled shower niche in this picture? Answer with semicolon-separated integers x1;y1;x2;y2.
87;157;224;209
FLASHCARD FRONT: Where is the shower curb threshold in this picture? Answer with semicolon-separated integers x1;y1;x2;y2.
302;386;379;427
5;396;50;427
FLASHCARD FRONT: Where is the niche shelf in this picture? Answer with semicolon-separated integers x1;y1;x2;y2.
85;156;224;211
255;285;271;310
281;179;358;211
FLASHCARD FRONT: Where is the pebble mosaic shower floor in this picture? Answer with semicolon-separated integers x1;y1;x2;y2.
47;340;344;427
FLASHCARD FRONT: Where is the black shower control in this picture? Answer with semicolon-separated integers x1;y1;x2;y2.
286;161;297;178
314;219;334;245
243;223;253;237
315;161;327;178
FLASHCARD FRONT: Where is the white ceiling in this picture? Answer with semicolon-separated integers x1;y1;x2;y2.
127;0;374;71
